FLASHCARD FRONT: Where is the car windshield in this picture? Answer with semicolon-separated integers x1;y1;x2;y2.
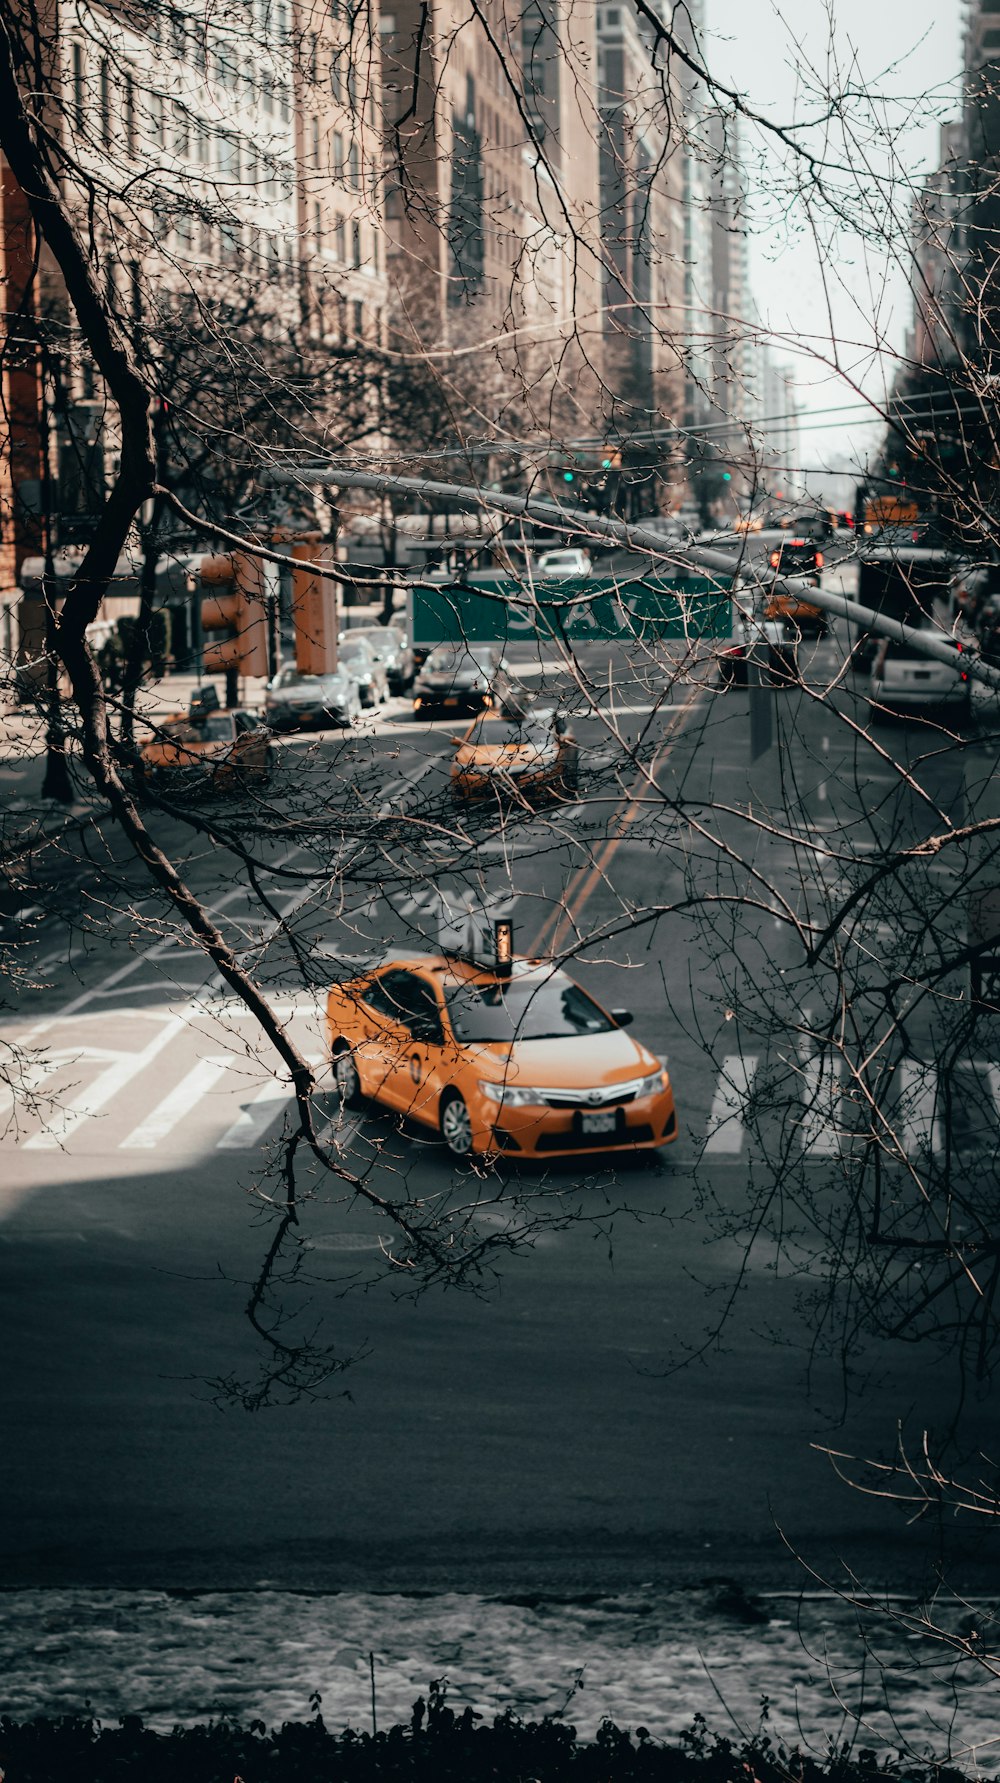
445;973;613;1043
463;715;550;748
425;645;492;673
340;641;369;661
200;714;233;741
274;670;320;689
353;629;398;649
883;636;959;662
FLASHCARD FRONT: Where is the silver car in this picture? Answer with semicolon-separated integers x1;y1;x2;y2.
869;634;971;721
265;664;361;731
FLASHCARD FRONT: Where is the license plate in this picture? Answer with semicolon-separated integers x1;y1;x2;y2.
444;697;458;706
581;1109;618;1136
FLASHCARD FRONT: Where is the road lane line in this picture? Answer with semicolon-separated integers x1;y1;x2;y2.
529;693;703;957
119;1054;235;1150
704;1055;759;1155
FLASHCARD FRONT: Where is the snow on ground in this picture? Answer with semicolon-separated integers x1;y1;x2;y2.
1;1588;998;1768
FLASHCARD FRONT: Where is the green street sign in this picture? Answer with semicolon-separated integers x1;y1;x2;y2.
410;574;732;646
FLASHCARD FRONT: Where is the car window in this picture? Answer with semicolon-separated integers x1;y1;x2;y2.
444;973;613;1043
275;667;307;688
200;714;234;741
380;971;444;1042
424;644;492;673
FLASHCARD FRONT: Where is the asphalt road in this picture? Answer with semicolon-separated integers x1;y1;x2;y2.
3;606;999;1598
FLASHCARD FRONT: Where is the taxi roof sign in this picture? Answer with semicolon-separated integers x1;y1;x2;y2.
439;888;516;970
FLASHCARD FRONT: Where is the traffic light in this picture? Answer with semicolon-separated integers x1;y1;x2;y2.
200;551;270;706
722;470;733;482
563;469;575;484
290;536;339;674
602;449;622;470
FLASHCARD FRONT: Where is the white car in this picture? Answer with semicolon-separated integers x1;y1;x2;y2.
869;635;971;720
534;548;593;579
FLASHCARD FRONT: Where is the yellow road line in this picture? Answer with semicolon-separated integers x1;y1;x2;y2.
528;693;703;959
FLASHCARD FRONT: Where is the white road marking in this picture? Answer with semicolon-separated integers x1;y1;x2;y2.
22;1009;193;1150
898;1058;942;1157
215;1079;295;1149
704;1054;759;1155
801;1054;843;1156
119;1054;235;1149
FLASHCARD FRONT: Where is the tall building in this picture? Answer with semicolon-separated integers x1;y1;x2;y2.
294;0;388;351
596;0;685;434
705;107;756;493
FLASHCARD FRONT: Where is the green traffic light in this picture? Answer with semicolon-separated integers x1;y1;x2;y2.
602;458;612;469
563;471;575;483
722;471;732;482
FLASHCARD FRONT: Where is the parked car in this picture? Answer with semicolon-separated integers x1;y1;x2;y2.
869;634;971;721
450;704;579;801
140;708;272;789
338;635;389;707
264;663;361;731
412;643;522;717
338;624;414;694
534;548;593;579
718;615;798;688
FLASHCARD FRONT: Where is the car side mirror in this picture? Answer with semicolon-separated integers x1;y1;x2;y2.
553;714;568;736
610;1008;634;1028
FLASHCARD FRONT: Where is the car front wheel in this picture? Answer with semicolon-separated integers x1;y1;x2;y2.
332;1044;365;1109
440;1090;474;1157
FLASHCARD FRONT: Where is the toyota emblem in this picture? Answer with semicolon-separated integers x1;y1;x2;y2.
587;1090;604;1105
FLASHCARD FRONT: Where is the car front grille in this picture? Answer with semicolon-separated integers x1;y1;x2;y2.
539;1074;657;1109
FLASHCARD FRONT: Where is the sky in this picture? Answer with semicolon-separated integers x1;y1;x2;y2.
700;0;965;470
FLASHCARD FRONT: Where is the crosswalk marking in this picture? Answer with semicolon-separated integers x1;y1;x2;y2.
898;1058;942;1157
801;1054;843;1156
704;1054;759;1154
22;1012;191;1151
119;1055;234;1149
215;1079;294;1150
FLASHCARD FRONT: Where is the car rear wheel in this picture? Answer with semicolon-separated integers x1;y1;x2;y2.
440;1090;474;1158
332;1044;364;1109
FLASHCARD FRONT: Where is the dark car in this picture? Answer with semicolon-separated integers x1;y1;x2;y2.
412;642;521;718
338;624;414;694
264;664;361;731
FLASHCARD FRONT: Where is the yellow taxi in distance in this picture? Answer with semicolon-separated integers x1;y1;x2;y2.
326;953;676;1160
450;706;579;803
140;709;272;789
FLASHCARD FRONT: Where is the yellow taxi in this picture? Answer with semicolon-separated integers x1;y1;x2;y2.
326;946;676;1161
140;709;272;789
450;705;579;803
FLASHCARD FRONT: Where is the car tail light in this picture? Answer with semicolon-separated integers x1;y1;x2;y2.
769;551;780;568
789;537;807;547
815;552;824;569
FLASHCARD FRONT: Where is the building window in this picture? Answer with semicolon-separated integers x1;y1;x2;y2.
331;53;343;104
311;115;320;167
351;219;361;266
71;43;86;133
148;90;165;150
353;299;364;340
172;100;190;157
348;141;360;189
123;73;136;155
99;57;112;147
313;200;323;248
332;130;345;176
334;217;346;260
171;13;186;59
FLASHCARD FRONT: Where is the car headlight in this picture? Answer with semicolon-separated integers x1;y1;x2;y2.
478;1079;546;1107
